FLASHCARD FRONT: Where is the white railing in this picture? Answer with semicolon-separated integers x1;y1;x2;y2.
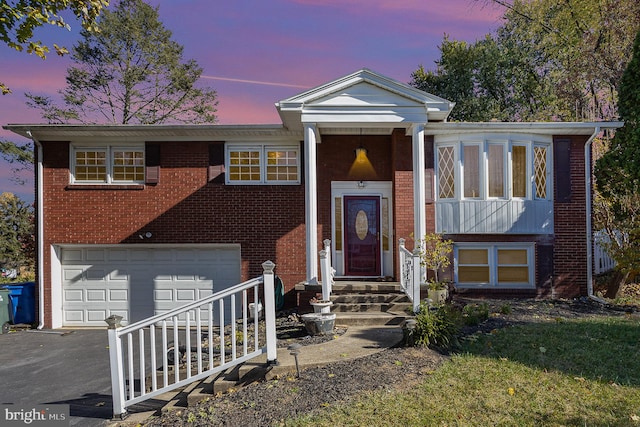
106;261;278;419
319;239;335;300
594;231;616;274
398;238;421;313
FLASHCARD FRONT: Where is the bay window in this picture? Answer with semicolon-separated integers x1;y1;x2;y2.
435;135;551;201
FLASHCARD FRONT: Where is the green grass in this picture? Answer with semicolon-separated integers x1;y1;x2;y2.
283;316;640;427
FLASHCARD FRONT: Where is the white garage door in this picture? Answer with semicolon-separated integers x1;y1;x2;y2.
61;245;241;326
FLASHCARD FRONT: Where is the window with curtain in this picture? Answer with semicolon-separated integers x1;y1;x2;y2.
512;145;527;198
463;145;480;198
488;144;504;198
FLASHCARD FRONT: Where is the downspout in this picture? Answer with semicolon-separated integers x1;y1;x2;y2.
585;125;604;303
26;130;45;329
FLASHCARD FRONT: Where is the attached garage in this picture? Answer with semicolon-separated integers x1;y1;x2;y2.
58;245;241;327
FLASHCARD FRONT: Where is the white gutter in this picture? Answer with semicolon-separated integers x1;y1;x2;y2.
585;126;605;302
26;130;45;329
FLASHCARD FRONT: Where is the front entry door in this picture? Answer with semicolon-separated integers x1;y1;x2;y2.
344;196;381;276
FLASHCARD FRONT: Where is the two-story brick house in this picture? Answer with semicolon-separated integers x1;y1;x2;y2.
5;69;622;328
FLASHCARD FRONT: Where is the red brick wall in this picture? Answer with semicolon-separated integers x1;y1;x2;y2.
552;135;589;298
40;141;307;326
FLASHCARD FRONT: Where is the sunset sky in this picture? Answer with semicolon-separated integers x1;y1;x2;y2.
0;0;505;201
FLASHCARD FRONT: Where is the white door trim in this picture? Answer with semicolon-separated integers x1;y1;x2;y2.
331;181;393;277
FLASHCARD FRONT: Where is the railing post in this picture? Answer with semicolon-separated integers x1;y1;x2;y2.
412;248;422;312
323;239;333;297
105;315;127;420
262;260;278;365
398;238;406;291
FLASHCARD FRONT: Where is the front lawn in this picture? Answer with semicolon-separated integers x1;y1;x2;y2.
285;315;640;426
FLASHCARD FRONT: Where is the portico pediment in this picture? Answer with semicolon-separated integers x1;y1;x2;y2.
277;68;453;131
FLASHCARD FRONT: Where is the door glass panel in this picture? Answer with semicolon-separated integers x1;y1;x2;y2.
334;197;342;251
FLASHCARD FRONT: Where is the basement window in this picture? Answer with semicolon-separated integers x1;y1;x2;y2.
455;244;534;289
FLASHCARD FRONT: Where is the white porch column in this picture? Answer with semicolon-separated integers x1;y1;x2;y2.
304;123;319;283
412;124;426;244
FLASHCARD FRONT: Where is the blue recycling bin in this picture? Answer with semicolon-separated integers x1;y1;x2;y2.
3;282;35;325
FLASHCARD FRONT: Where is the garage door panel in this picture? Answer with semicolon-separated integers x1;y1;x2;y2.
86;289;106;301
86;269;106;281
109;289;128;301
62;246;240;326
64;289;84;302
87;310;108;322
64;268;84;283
86;249;106;261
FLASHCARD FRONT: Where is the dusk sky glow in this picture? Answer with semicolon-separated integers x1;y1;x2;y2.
0;0;505;201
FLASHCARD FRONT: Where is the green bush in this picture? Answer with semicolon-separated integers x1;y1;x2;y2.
407;302;462;349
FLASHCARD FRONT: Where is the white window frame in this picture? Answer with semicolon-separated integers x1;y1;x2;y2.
454;243;535;289
225;143;301;185
434;135;552;202
435;144;458;200
71;144;145;184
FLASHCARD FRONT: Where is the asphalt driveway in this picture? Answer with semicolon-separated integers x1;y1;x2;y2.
0;328;114;427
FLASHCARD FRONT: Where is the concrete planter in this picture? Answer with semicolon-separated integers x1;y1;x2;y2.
310;300;333;314
301;312;336;335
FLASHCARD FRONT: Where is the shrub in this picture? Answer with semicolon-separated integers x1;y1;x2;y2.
407;302;462;349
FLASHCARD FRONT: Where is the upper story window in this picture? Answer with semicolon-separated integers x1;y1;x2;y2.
435;135;551;201
72;145;144;184
226;144;300;185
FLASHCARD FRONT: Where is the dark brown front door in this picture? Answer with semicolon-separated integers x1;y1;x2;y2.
344;196;381;276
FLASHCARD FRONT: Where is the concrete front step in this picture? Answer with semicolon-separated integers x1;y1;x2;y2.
331;302;412;313
335;311;408;326
331;293;410;304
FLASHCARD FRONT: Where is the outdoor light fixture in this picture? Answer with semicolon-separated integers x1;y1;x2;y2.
347;129;377;180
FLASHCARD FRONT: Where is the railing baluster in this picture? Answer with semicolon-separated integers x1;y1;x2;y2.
231;294;237;361
138;329;146;396
208;302;213;370
185;311;191;379
196;308;202;375
150;325;157;392
173;316;179;383
162;320;168;388
219;299;225;365
253;285;259;352
242;290;248;356
127;333;134;400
